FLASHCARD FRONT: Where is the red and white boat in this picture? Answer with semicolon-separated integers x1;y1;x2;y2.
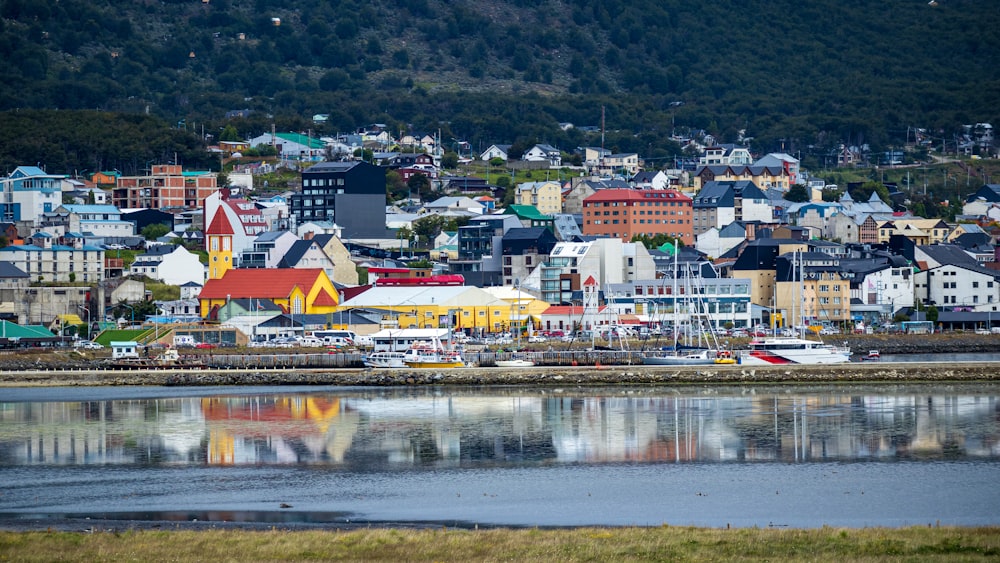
737;336;851;365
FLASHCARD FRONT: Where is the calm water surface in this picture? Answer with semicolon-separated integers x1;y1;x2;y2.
1;384;998;528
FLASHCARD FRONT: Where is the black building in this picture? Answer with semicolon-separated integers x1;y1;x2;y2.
292;161;386;239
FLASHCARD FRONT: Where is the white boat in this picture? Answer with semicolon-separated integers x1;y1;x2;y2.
643;349;717;366
737;336;851;365
363;351;407;368
402;338;465;368
495;354;535;368
643;348;736;366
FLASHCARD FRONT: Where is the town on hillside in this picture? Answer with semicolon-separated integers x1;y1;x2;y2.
1;123;998;350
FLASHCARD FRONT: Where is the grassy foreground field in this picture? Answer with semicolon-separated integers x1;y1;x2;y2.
2;526;999;562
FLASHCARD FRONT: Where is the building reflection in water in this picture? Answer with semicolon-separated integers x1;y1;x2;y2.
1;388;998;467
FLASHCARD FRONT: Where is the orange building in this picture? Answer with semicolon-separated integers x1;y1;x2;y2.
112;164;218;210
582;188;693;245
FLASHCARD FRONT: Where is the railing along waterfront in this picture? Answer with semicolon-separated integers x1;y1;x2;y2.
200;350;646;369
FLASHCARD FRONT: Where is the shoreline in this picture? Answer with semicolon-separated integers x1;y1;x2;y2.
2;360;999;387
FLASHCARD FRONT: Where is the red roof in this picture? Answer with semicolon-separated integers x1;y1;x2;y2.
584;188;691;203
541;305;606;316
205;208;235;236
200;268;329;300
312;288;339;306
583;275;598;286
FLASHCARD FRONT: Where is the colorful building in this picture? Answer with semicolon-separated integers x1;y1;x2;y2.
582;188;693;245
198;268;339;319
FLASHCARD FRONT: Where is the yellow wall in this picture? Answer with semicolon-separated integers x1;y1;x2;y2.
207;233;233;280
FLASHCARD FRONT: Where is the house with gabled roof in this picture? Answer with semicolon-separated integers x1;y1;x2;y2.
239;231;299;269
595;153;640;177
506;204;555;232
480;144;513;161
631;171;669;191
523;144;562;167
198;268;338;319
514;181;562;216
693;180;771;236
0;165;64;227
693;164;791;191
696;222;747;259
962;184;1000;217
700;144;754;166
307;233;359;285
127;244;204;286
247;132;326;161
277;239;337;279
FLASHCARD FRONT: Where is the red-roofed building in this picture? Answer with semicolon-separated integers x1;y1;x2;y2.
537;304;607;333
198;268;338;319
582;188;693;245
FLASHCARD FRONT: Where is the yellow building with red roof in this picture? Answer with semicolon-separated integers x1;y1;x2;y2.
198;268;339;319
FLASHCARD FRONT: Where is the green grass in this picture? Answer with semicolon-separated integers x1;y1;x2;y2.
1;526;998;562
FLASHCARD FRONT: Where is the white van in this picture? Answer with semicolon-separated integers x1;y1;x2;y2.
313;330;357;346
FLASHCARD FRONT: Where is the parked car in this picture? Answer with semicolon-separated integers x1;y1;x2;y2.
195;342;217;349
73;340;103;350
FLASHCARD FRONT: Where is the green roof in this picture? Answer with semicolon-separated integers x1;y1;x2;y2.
94;328;157;346
507;204;553;221
0;320;55;339
658;242;676;255
276;132;325;150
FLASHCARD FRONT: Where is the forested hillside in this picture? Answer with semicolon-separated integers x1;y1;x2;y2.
0;0;997;173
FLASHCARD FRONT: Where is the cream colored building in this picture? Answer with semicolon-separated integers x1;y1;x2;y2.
514;181;562;216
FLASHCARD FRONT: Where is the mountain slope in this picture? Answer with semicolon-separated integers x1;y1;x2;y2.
0;0;997;162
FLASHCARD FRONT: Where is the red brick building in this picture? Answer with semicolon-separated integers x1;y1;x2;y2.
113;164;218;211
582;188;693;245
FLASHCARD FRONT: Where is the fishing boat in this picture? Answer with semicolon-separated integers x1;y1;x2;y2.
362;351;407;368
861;350;881;361
402;338;465;368
737;336;851;365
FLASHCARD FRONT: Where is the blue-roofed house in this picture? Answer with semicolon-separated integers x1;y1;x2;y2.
0;166;64;225
0;233;105;283
54;204;136;238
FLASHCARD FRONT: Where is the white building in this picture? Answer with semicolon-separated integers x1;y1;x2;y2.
127;245;205;286
0;239;105;283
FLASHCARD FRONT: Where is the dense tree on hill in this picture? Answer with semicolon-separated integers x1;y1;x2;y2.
0;0;996;181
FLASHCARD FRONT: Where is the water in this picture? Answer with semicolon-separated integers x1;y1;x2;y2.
1;384;998;528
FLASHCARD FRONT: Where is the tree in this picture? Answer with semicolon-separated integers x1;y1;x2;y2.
407;172;432;200
141;223;170;241
785;183;811;203
220;125;241;142
441;151;459;169
385;170;406;202
926;305;939;324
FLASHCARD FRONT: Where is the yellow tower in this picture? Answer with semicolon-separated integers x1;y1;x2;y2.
205;207;235;280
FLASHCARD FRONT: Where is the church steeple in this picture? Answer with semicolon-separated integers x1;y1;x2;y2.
205;208;235;280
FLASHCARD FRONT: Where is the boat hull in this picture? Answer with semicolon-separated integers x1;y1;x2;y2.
495;359;535;368
403;360;465;368
642;355;716;366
